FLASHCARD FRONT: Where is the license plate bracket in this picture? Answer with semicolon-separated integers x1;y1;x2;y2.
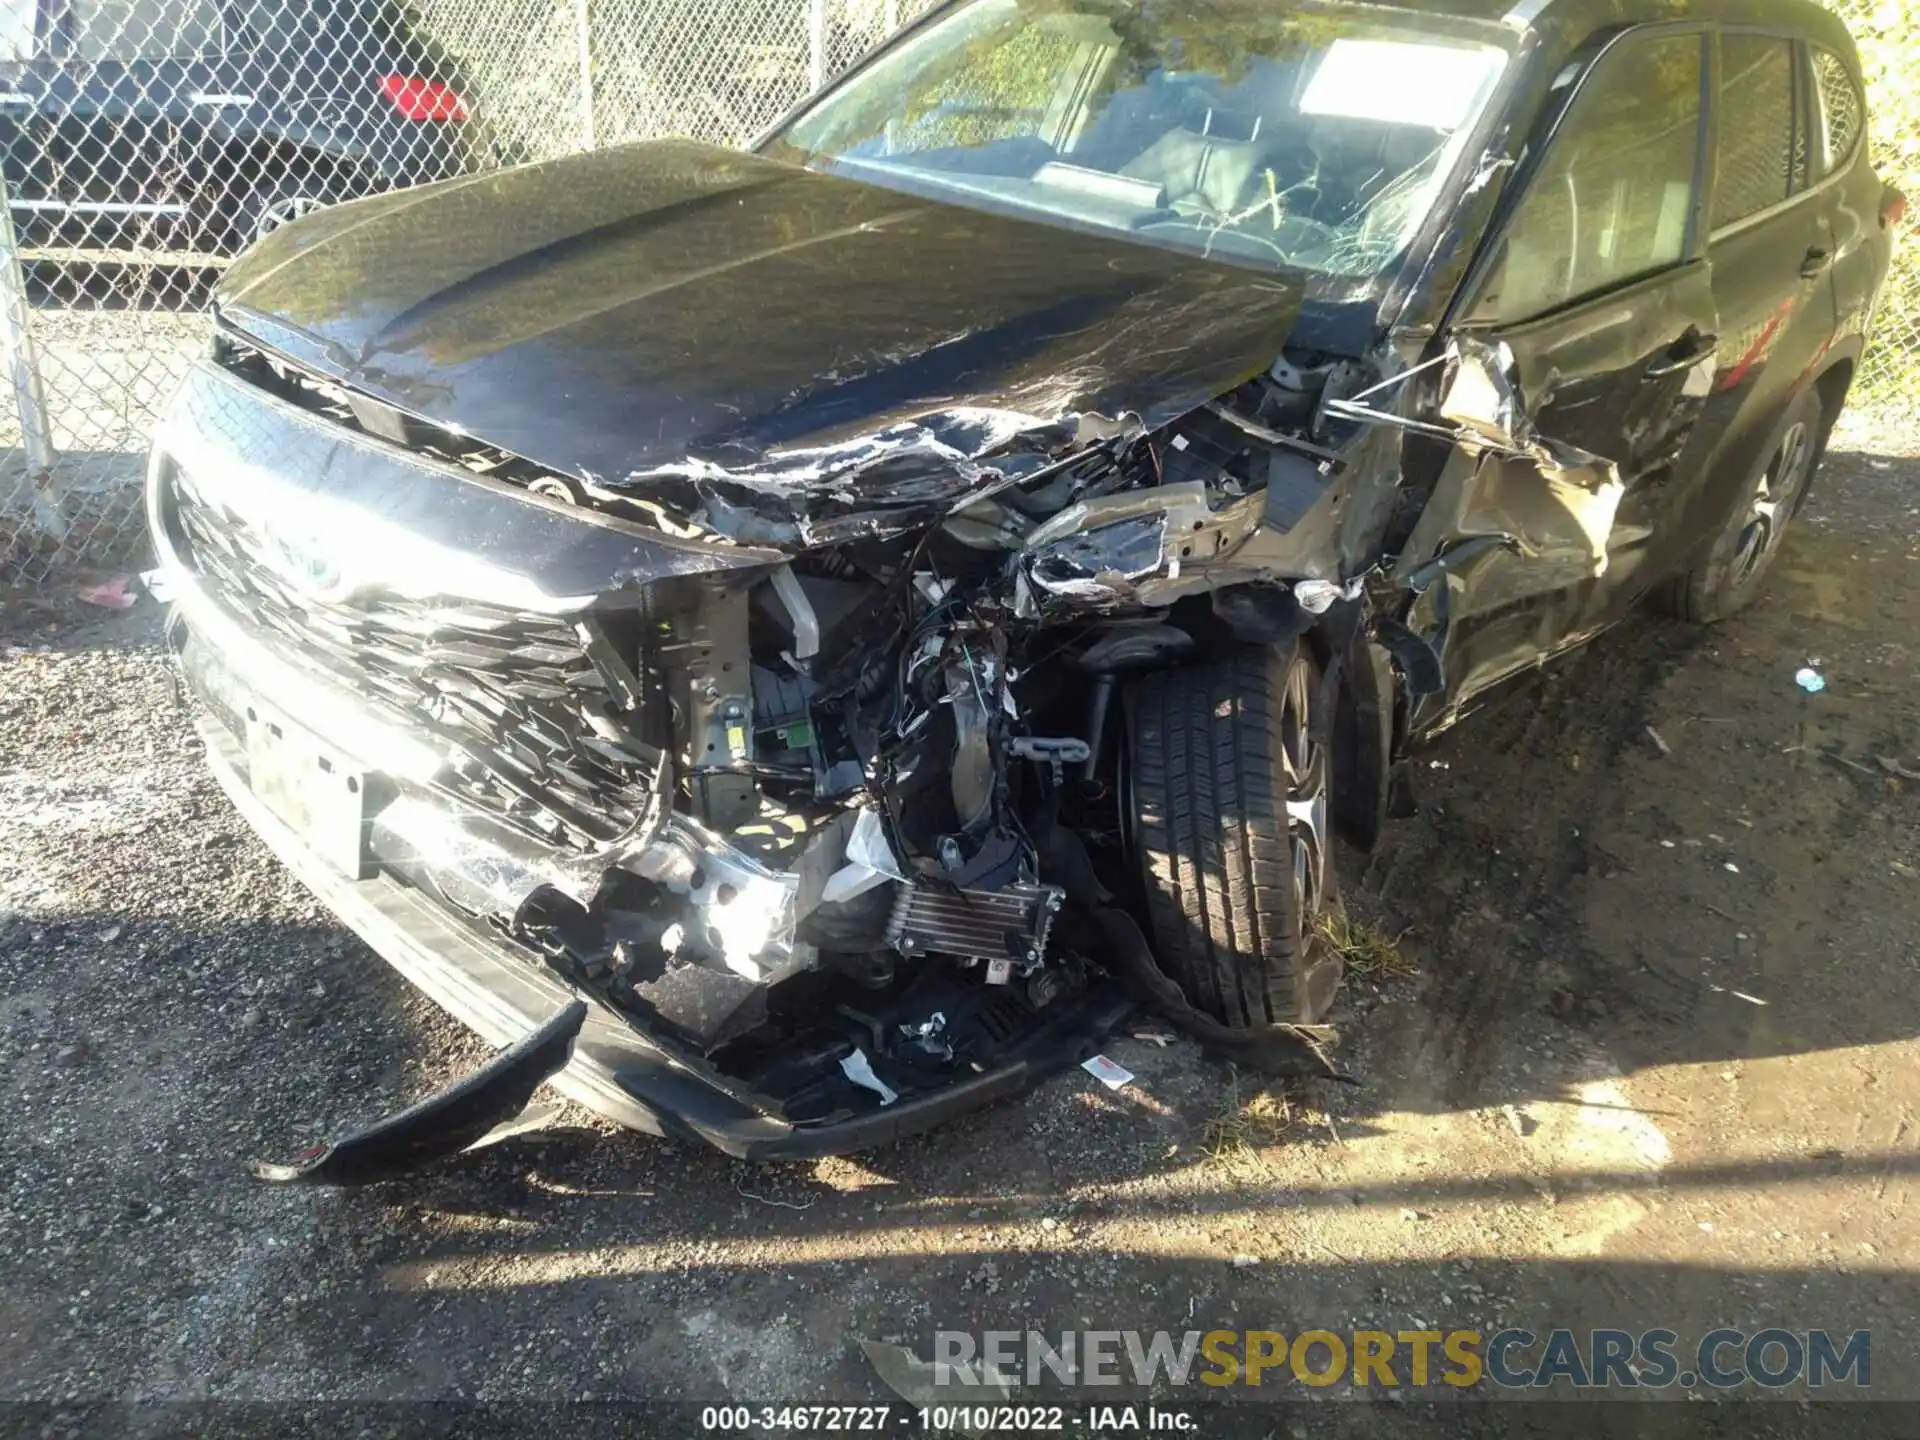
243;696;372;879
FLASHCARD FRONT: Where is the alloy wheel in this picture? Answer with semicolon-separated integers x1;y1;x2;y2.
1731;420;1813;584
257;194;323;239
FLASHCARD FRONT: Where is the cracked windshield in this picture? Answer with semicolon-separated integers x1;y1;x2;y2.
769;0;1509;278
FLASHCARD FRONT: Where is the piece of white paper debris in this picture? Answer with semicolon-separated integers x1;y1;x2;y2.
76;575;138;610
1081;1054;1134;1090
840;1048;898;1106
820;808;907;905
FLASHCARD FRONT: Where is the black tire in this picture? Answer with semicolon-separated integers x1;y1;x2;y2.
1663;387;1825;623
1125;640;1342;1028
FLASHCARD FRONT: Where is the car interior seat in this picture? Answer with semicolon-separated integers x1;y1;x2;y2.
1118;119;1271;220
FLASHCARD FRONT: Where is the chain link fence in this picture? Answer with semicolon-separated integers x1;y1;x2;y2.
1843;0;1919;398
0;0;1910;587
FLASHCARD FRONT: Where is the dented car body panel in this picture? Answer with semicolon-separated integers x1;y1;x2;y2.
215;141;1317;548
152;0;1891;1168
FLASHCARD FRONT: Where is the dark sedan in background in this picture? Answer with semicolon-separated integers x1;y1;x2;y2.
0;0;476;256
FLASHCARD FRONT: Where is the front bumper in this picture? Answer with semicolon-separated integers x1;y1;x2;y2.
150;360;1124;1159
182;620;1133;1159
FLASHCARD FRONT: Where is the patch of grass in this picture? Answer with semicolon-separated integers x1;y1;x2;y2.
1317;912;1417;981
1201;1067;1296;1176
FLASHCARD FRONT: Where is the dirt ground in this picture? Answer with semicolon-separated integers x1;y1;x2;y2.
1;413;1916;1436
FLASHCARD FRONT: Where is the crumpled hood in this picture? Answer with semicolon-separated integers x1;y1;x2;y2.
216;139;1306;543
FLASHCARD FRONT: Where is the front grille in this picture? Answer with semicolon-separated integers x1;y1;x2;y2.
168;473;657;851
212;332;578;495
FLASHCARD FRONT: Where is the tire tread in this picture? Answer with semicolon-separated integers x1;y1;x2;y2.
1128;645;1308;1027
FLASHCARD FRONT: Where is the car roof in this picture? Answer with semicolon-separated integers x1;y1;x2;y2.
1400;0;1857;61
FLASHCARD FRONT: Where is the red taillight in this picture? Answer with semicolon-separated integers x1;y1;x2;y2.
1882;185;1907;229
379;74;468;122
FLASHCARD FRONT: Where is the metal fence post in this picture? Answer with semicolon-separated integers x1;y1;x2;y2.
808;0;828;92
575;0;596;150
0;171;63;543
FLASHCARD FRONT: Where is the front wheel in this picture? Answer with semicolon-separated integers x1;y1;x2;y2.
1125;641;1343;1028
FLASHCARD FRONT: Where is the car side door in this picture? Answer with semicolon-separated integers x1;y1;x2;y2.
1633;28;1839;590
1393;26;1719;727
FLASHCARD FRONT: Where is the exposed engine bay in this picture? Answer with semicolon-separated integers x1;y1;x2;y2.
178;333;1402;1133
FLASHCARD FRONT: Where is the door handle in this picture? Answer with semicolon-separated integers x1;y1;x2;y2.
1799;246;1833;279
1643;331;1718;379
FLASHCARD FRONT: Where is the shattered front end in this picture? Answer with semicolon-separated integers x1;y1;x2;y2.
151;297;1388;1159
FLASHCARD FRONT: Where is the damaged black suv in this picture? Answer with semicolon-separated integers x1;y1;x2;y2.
150;0;1895;1173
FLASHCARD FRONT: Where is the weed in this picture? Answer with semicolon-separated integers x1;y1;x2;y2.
1202;1067;1297;1175
1317;912;1416;981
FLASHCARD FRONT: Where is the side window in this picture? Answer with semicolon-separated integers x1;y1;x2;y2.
71;0;222;60
1811;47;1863;174
1712;34;1800;228
1470;32;1703;325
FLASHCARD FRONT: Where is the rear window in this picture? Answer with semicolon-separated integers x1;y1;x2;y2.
72;0;221;60
1811;47;1863;173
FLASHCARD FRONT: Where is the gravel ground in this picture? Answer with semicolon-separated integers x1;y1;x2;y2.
0;424;1917;1437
